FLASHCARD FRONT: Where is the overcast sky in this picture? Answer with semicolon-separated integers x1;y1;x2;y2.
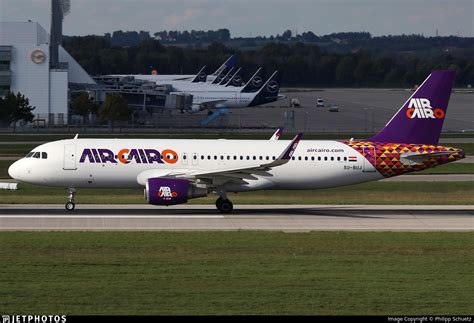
1;0;473;37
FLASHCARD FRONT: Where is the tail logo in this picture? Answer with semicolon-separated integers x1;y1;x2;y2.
252;76;263;87
267;80;279;93
233;75;242;85
406;98;445;120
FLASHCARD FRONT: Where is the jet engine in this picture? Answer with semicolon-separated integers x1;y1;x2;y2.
145;178;207;206
183;105;202;114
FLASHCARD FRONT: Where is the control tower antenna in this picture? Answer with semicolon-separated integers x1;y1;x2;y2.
50;0;70;68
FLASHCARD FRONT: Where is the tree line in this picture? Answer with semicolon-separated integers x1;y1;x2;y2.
0;90;131;130
63;38;474;87
86;29;473;52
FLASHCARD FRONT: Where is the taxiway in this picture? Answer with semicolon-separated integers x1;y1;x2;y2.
0;204;472;232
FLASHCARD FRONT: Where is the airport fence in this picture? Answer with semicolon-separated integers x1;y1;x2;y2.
1;106;386;134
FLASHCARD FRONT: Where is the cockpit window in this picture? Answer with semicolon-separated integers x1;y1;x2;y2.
26;152;34;158
33;152;41;159
42;152;48;159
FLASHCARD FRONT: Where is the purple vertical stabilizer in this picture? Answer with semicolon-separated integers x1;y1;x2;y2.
368;70;455;145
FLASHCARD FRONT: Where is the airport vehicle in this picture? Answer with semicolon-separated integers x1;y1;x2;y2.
290;98;301;108
316;97;325;107
328;103;339;112
8;71;464;213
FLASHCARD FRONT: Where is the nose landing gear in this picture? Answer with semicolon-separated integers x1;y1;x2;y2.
65;188;76;211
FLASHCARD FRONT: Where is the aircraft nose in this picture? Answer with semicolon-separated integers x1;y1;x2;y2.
8;160;21;180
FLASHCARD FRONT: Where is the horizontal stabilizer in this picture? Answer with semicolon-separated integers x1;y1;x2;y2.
401;151;454;159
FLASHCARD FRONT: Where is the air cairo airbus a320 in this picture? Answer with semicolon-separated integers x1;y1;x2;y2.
8;71;465;213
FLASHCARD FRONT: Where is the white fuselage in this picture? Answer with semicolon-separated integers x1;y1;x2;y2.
171;89;257;109
113;75;258;109
114;74;218;84
9;139;382;191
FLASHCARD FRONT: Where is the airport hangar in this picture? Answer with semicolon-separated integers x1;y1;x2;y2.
0;21;192;127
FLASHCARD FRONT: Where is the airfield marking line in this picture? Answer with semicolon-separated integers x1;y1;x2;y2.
0;215;227;219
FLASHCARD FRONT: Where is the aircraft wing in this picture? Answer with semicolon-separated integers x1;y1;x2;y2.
136;133;303;188
173;77;194;81
177;133;303;186
197;99;228;110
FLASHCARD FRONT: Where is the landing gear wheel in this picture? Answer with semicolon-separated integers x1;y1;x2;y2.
216;197;223;209
217;199;233;214
65;201;75;211
66;188;77;212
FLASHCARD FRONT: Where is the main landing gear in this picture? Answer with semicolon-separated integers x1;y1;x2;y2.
65;188;76;211
215;197;233;214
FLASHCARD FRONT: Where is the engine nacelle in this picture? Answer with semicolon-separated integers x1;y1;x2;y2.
145;178;207;206
184;105;202;114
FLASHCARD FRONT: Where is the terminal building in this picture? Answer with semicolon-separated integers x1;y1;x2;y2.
0;20;191;127
0;21;96;125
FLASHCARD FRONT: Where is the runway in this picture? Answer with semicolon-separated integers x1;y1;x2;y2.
0;204;472;232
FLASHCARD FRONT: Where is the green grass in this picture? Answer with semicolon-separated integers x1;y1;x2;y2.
0;232;472;315
0;131;472;141
0;144;37;156
0;132;376;142
0;160;13;178
415;162;474;174
1;181;473;205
